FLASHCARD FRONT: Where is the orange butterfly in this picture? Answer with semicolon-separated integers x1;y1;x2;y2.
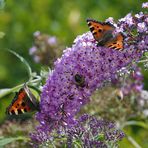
6;84;39;115
86;19;124;50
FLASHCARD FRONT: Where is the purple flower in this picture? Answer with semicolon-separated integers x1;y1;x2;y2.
113;66;144;96
29;46;37;55
29;32;60;66
105;17;115;25
33;55;41;63
135;12;144;19
31;5;147;146
68;115;125;147
137;22;147;33
142;2;148;8
31;114;125;147
47;37;57;45
119;13;134;27
36;30;145;132
33;31;41;37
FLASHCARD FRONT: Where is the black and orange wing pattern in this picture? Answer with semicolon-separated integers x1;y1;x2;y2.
6;85;39;115
104;33;124;50
86;18;124;50
86;19;115;41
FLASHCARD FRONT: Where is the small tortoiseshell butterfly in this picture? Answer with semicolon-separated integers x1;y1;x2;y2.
6;84;39;115
86;19;124;50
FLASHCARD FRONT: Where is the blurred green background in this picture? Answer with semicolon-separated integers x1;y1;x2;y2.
0;0;148;147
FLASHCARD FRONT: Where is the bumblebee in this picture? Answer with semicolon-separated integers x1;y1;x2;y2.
74;74;85;87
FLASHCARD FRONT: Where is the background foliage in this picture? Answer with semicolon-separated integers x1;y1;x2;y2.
0;0;148;147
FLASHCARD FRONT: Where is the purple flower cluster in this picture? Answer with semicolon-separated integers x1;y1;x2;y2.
31;4;147;145
31;114;125;147
113;66;144;96
67;114;124;147
29;31;59;66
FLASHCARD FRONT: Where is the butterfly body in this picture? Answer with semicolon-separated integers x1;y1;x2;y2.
86;19;124;50
97;30;114;46
6;85;39;115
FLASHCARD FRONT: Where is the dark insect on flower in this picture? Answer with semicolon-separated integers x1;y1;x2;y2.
68;94;74;100
6;84;40;115
74;74;85;87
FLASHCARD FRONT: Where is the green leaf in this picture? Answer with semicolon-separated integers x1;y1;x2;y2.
127;136;142;148
95;133;105;141
7;49;32;80
123;121;148;129
0;88;12;99
144;51;148;57
40;68;50;79
0;137;25;147
0;77;42;99
0;85;22;99
0;88;11;95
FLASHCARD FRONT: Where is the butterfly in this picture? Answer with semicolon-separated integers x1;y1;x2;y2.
6;84;40;115
86;19;124;50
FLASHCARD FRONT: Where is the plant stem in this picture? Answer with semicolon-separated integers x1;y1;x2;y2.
127;136;142;148
138;59;148;63
121;121;148;129
0;78;42;99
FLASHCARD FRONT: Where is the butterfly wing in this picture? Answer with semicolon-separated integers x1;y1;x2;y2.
96;30;114;46
6;85;39;115
104;33;124;50
23;84;39;109
86;19;124;50
86;19;115;42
